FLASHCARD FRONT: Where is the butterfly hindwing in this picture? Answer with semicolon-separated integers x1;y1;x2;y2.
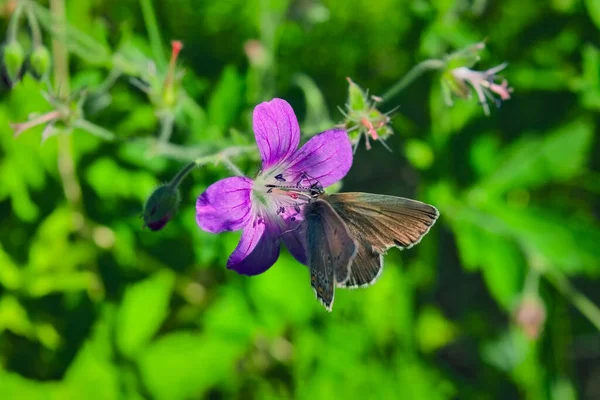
324;192;439;288
305;199;357;310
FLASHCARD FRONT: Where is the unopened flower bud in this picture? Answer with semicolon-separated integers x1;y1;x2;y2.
29;45;51;79
142;184;181;231
514;295;546;340
340;78;394;152
3;41;24;84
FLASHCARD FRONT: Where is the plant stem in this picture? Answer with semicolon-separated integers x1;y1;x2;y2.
543;268;600;331
220;156;245;176
25;4;43;48
164;145;255;191
50;0;69;98
73;119;116;141
158;112;175;144
51;0;85;231
193;145;256;169
168;161;196;189
380;59;446;104
7;1;23;43
139;0;166;69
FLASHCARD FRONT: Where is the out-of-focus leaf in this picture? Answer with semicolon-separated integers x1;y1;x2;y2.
207;65;245;137
405;139;434;170
138;332;246;400
0;296;33;337
477;118;593;194
0;244;22;290
463;201;600;276
578;44;600;110
65;306;120;400
482;329;530;372
116;270;175;358
292;73;333;134
478;233;525;310
451;214;524;309
585;0;600;29
416;306;458;353
0;370;66;400
86;158;158;202
248;254;315;332
203;288;257;343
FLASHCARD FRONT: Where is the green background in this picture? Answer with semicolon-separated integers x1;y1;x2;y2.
1;0;599;398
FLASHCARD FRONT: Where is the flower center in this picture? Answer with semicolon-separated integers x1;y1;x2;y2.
252;171;323;223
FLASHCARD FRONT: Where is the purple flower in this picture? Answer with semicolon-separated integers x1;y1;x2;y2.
196;98;353;275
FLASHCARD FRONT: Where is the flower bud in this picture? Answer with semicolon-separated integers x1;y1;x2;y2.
514;295;546;340
142;185;181;231
3;41;24;84
29;45;51;79
340;78;394;152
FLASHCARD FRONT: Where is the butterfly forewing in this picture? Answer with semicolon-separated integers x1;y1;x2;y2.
324;192;439;288
305;199;357;311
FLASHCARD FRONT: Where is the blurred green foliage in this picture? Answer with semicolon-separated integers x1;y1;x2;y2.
0;0;599;399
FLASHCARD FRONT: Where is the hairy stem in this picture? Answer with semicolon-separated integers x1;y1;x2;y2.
73;119;116;141
25;4;43;47
158;112;175;144
139;0;166;69
51;0;85;230
381;59;446;104
7;0;23;43
164;145;255;192
168;161;197;189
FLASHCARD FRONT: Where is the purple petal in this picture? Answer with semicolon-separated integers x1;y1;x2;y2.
284;128;353;187
196;177;253;233
228;218;281;275
253;98;301;170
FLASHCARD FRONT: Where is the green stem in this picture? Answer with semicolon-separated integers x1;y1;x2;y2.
139;0;166;69
25;4;43;48
543;268;600;331
26;0;111;65
193;145;256;168
158;112;175;143
50;0;69;98
220;156;245;176
168;161;196;189
165;145;255;190
380;59;446;104
523;267;540;296
7;1;24;43
73;119;116;141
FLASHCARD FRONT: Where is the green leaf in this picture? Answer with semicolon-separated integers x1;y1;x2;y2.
0;370;66;399
207;65;244;137
491;205;600;275
585;0;600;29
138;332;246;400
478;118;593;194
65;306;120;400
478;233;525;310
292;73;333;134
116;270;175;358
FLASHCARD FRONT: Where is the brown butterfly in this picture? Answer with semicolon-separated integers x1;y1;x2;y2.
304;191;439;311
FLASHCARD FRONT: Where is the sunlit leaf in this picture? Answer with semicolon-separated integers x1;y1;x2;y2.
116;270;175;358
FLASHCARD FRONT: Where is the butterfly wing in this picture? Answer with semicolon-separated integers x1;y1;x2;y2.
324;192;439;288
305;199;357;311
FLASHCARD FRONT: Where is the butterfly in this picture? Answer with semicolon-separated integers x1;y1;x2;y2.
304;190;439;311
